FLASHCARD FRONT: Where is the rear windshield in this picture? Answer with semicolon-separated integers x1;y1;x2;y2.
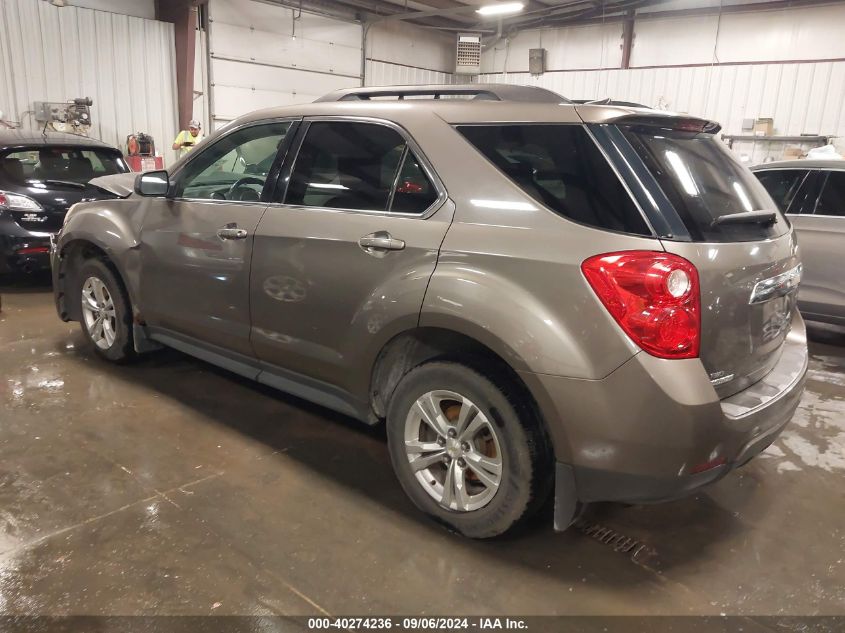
456;124;651;236
620;125;786;242
0;146;128;187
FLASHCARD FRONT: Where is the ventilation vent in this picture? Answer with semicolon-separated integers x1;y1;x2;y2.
456;32;482;75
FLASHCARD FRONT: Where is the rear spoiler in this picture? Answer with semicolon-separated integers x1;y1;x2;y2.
576;106;721;134
616;114;722;134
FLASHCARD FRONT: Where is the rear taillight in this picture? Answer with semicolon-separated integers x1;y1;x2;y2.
581;251;700;359
16;246;50;255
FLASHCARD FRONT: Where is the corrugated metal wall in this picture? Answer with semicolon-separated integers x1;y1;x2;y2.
0;0;179;164
364;60;455;86
478;61;845;160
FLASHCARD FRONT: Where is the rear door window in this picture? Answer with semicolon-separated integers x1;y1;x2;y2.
283;121;437;214
620;124;786;242
754;169;809;214
456;124;651;236
390;150;438;214
815;172;845;217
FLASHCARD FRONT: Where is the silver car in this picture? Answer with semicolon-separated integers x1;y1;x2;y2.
51;85;808;538
753;159;845;327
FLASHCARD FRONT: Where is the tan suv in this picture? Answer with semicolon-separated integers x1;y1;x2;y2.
52;85;808;538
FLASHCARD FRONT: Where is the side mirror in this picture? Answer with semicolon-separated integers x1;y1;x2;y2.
135;170;171;197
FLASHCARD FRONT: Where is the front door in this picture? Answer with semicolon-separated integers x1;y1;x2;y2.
139;120;293;356
790;170;845;323
249;119;453;408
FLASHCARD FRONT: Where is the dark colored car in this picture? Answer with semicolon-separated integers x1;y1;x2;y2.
752;159;845;327
0;130;129;275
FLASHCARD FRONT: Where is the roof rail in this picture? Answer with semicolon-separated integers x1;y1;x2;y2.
314;84;571;104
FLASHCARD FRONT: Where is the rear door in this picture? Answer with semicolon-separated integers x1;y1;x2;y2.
790;170;845;323
249;118;452;408
618;122;800;397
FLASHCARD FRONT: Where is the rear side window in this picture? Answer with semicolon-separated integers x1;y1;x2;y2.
456;124;650;236
284;121;438;214
754;169;808;213
621;125;786;242
816;172;845;217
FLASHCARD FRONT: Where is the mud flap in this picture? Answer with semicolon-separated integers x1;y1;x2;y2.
553;462;579;531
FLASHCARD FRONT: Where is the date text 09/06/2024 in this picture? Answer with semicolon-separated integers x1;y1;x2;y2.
307;617;528;630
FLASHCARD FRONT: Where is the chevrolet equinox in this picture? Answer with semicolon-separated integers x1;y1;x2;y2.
51;85;808;538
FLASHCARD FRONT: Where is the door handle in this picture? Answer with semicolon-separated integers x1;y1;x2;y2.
217;226;248;240
358;233;405;252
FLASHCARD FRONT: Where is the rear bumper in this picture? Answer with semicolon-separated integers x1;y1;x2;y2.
0;234;52;274
521;311;808;512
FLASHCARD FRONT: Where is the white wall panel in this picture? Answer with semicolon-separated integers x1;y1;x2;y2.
631;16;720;67
0;0;179;164
211;22;360;77
68;0;155;19
478;3;845;159
366;22;455;74
364;59;455;87
478;59;845;156
208;0;362;128
632;5;845;67
212;58;358;119
484;5;845;74
482;23;623;73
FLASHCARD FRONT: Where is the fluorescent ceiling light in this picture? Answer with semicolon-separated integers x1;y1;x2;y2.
476;2;524;16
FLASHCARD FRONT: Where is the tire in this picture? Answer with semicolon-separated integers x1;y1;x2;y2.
75;258;136;363
386;361;553;538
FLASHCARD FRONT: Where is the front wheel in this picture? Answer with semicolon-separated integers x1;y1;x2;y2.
76;258;136;362
386;361;553;538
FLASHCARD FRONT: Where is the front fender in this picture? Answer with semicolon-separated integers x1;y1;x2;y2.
55;199;145;319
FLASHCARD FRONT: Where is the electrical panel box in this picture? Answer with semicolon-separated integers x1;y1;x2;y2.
32;98;93;134
456;33;482;75
529;48;546;75
33;101;63;123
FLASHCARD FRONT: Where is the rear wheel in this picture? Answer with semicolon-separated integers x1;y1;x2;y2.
386;361;552;538
76;258;135;362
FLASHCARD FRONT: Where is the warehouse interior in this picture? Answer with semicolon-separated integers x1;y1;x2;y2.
1;0;844;627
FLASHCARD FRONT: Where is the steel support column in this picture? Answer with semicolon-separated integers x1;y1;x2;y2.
621;9;634;69
156;0;208;130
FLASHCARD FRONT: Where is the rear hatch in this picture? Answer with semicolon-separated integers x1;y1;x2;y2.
615;118;800;398
1;145;127;234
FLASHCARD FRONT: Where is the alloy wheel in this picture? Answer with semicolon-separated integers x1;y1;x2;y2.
403;390;503;512
80;276;117;350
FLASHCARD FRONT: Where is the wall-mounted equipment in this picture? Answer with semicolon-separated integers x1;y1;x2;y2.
456;33;482;75
529;48;546;75
33;97;93;135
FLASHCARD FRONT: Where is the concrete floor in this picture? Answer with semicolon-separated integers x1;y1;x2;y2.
1;275;844;617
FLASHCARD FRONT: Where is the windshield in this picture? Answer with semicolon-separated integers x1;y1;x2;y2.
620;124;786;242
0;146;129;187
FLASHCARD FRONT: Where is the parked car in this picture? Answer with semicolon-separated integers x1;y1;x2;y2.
51;85;807;538
752;159;845;327
0;130;128;275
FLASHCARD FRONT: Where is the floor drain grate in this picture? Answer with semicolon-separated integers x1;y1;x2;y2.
573;518;657;564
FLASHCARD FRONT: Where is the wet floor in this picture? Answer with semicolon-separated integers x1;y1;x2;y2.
1;276;844;616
